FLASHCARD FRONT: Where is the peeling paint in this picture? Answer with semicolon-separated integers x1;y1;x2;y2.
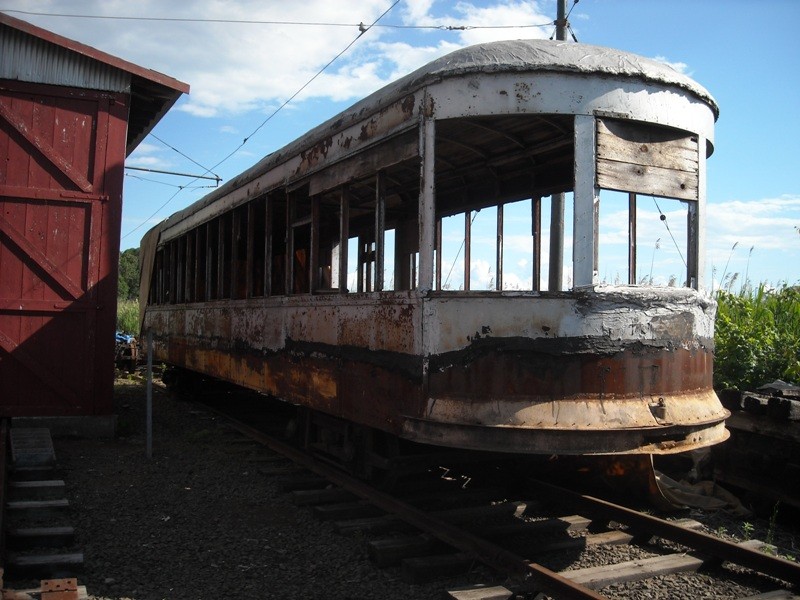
145;286;726;455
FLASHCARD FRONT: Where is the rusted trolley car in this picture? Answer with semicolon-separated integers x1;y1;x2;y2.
140;40;727;468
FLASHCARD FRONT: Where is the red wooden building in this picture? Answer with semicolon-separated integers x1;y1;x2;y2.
0;13;188;423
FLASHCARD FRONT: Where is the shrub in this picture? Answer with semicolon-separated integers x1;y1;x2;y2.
117;299;140;335
715;285;800;390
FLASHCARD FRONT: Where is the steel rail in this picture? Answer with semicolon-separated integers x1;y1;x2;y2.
532;479;800;586
210;408;606;600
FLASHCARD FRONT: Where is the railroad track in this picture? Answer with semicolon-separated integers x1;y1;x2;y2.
0;420;86;599
197;399;800;600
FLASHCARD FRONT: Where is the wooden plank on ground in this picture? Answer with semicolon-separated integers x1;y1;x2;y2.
431;503;520;522
6;553;84;580
336;502;518;535
446;584;514;600
335;514;405;535
10;466;56;481
560;553;703;588
6;499;69;516
368;534;438;567
402;553;473;584
313;501;383;521
6;526;75;550
279;475;329;491
473;515;590;538
257;465;304;476
585;530;634;546
291;488;354;506
8;481;66;500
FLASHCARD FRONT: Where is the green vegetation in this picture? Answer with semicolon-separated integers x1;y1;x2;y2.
118;247;140;301
714;284;800;390
116;248;141;335
117;298;139;335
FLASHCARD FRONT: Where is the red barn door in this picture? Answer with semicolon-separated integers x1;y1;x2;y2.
0;80;128;416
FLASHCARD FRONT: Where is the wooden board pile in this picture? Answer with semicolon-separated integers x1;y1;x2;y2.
713;380;800;512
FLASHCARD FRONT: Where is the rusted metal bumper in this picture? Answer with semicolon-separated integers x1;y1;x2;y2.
402;410;729;455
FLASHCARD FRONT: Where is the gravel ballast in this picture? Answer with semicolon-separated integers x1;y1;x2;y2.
32;377;799;600
51;378;466;599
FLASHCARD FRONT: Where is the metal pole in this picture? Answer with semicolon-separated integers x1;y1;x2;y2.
556;0;567;41
146;328;153;459
418;114;436;292
628;193;638;284
548;0;568;292
549;194;564;291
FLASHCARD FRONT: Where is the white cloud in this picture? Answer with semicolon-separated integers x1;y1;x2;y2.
371;40;462;79
2;0;555;118
446;1;552;45
652;55;690;75
705;196;800;284
126;142;170;169
707;196;800;250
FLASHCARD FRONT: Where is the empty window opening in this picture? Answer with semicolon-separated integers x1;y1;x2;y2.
249;198;267;298
232;205;248;299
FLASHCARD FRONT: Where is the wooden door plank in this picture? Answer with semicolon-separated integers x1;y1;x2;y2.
0;99;92;193
0;215;83;299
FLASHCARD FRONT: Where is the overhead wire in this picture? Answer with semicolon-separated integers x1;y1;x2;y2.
0;8;553;30
148;133;220;181
213;0;401;168
443;211;479;289
651;196;687;268
124;173;216;190
121;1;400;241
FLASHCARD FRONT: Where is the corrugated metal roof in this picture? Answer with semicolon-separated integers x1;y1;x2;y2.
1;23;130;92
0;12;189;155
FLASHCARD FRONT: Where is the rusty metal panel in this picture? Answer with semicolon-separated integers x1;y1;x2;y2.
145;293;426;430
413;287;727;454
145;287;727;454
0;79;128;417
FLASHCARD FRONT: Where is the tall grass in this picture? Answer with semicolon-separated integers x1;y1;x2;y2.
715;284;800;390
117;299;140;335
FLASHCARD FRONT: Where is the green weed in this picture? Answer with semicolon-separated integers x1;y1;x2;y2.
117;298;140;335
715;284;800;390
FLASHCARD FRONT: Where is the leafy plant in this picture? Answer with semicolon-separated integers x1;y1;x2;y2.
118;247;140;300
117;299;140;335
714;284;800;390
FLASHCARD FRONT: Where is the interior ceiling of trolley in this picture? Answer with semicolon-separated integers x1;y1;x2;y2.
328;112;574;234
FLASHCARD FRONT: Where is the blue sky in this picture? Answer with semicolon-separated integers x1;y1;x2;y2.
3;0;799;289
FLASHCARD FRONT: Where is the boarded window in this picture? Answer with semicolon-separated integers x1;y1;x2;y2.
596;118;698;202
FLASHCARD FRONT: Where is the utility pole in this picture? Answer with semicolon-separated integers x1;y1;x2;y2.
548;0;568;291
556;0;568;41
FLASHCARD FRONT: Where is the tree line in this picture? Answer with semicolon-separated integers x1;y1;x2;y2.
118;247;139;300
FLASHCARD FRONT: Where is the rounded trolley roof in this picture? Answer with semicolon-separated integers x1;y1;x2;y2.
154;39;717;235
394;39;717;117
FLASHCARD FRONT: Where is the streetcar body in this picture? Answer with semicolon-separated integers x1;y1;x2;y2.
140;40;727;455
